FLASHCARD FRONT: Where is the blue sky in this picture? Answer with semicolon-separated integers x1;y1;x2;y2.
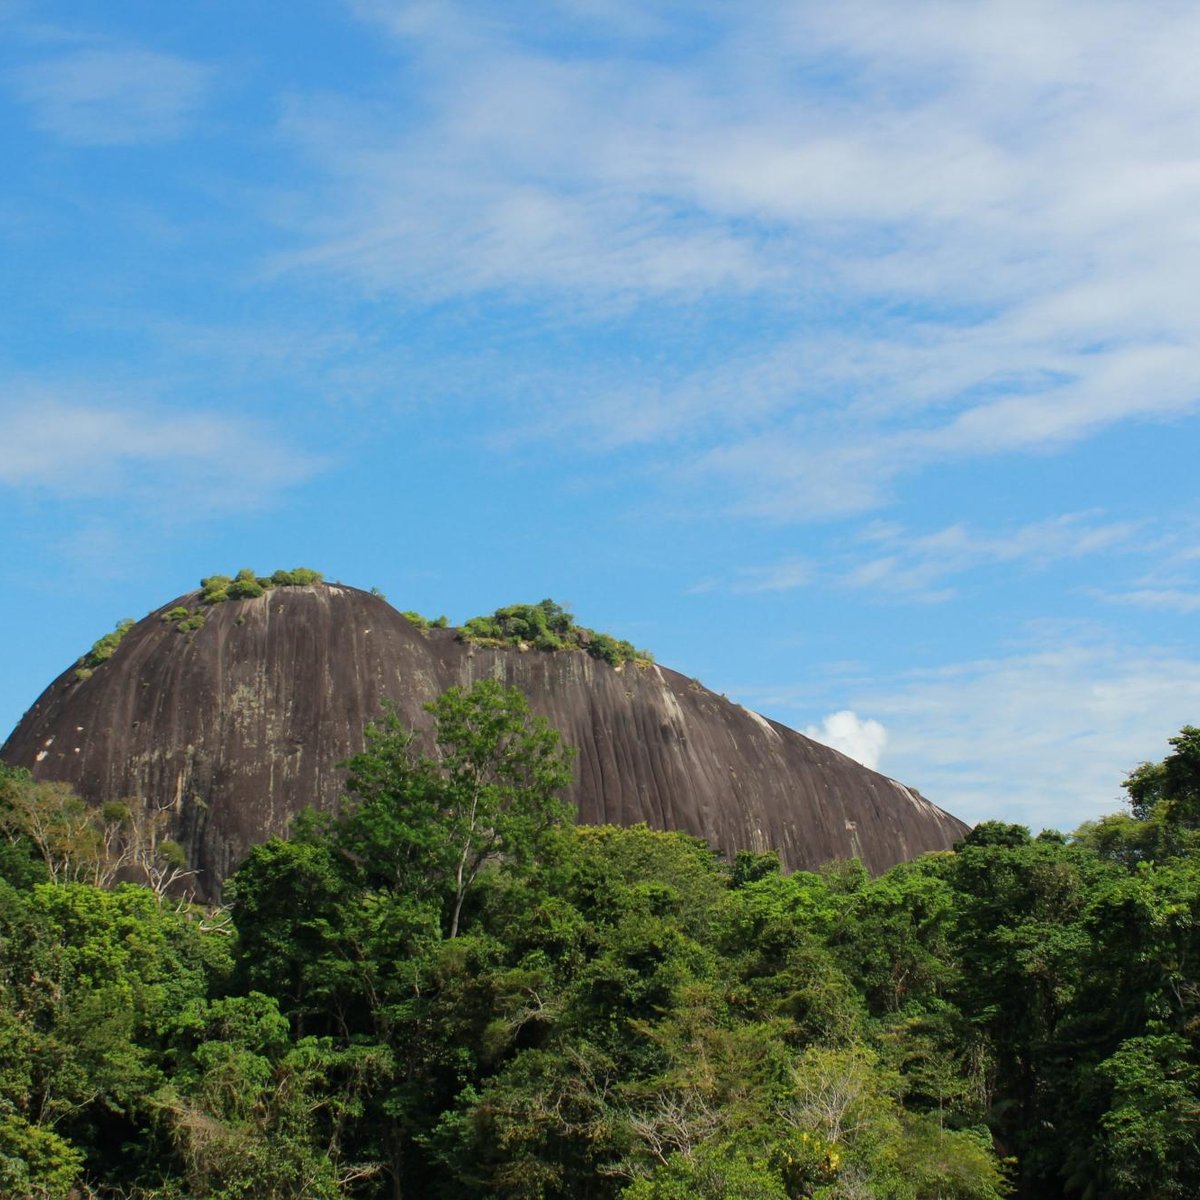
3;0;1199;832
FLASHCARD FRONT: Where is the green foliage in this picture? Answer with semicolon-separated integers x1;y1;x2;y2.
75;616;135;678
729;848;782;887
10;717;1200;1199
0;1111;84;1199
155;993;384;1199
200;567;324;606
1097;1034;1200;1199
1124;726;1200;823
402;610;450;630
621;1138;790;1200
1073;726;1200;866
227;837;366;1034
199;573;233;604
226;567;266;600
0;773;199;899
163;605;207;634
0;878;229;1195
338;680;575;938
0;777;109;885
460;599;652;667
571;823;728;941
0;762;49;889
271;567;323;587
957;819;1031;849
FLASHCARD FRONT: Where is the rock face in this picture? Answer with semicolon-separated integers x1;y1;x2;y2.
2;584;968;896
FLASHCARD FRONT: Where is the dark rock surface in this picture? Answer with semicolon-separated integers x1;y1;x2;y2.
3;584;968;895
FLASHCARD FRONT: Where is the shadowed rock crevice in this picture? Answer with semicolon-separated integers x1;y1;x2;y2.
2;584;968;897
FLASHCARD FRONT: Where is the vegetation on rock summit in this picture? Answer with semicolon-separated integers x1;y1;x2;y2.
459;598;653;667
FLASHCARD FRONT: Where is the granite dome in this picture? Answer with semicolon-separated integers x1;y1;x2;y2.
2;583;968;897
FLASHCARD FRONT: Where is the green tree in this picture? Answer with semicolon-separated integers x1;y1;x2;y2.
0;878;224;1194
1125;727;1200;823
1076;727;1200;865
620;1138;790;1200
0;777;115;886
0;762;49;888
1097;1034;1200;1199
229;837;364;1039
0;772;194;895
339;679;574;939
1119;727;1200;860
830;857;959;1016
156;993;385;1199
0;1112;83;1200
227;681;577;1198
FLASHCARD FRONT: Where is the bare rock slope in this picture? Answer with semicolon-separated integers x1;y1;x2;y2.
3;584;968;894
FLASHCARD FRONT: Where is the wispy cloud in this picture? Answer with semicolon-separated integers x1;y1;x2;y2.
862;644;1200;831
844;513;1140;600
699;512;1139;601
10;47;210;145
691;557;811;596
1088;523;1200;614
0;392;324;512
746;632;1200;831
1103;588;1200;613
265;1;1200;517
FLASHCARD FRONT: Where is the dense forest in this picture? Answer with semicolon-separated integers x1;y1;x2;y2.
1;682;1198;1199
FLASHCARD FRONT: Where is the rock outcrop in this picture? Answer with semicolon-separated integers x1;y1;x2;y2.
2;584;968;895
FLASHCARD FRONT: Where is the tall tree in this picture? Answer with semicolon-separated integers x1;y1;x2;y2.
338;680;574;938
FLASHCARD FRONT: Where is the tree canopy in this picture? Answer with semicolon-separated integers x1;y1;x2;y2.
1;709;1200;1198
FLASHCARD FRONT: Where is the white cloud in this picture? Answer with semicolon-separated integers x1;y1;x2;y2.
804;709;887;770
0;393;323;512
11;48;210;145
